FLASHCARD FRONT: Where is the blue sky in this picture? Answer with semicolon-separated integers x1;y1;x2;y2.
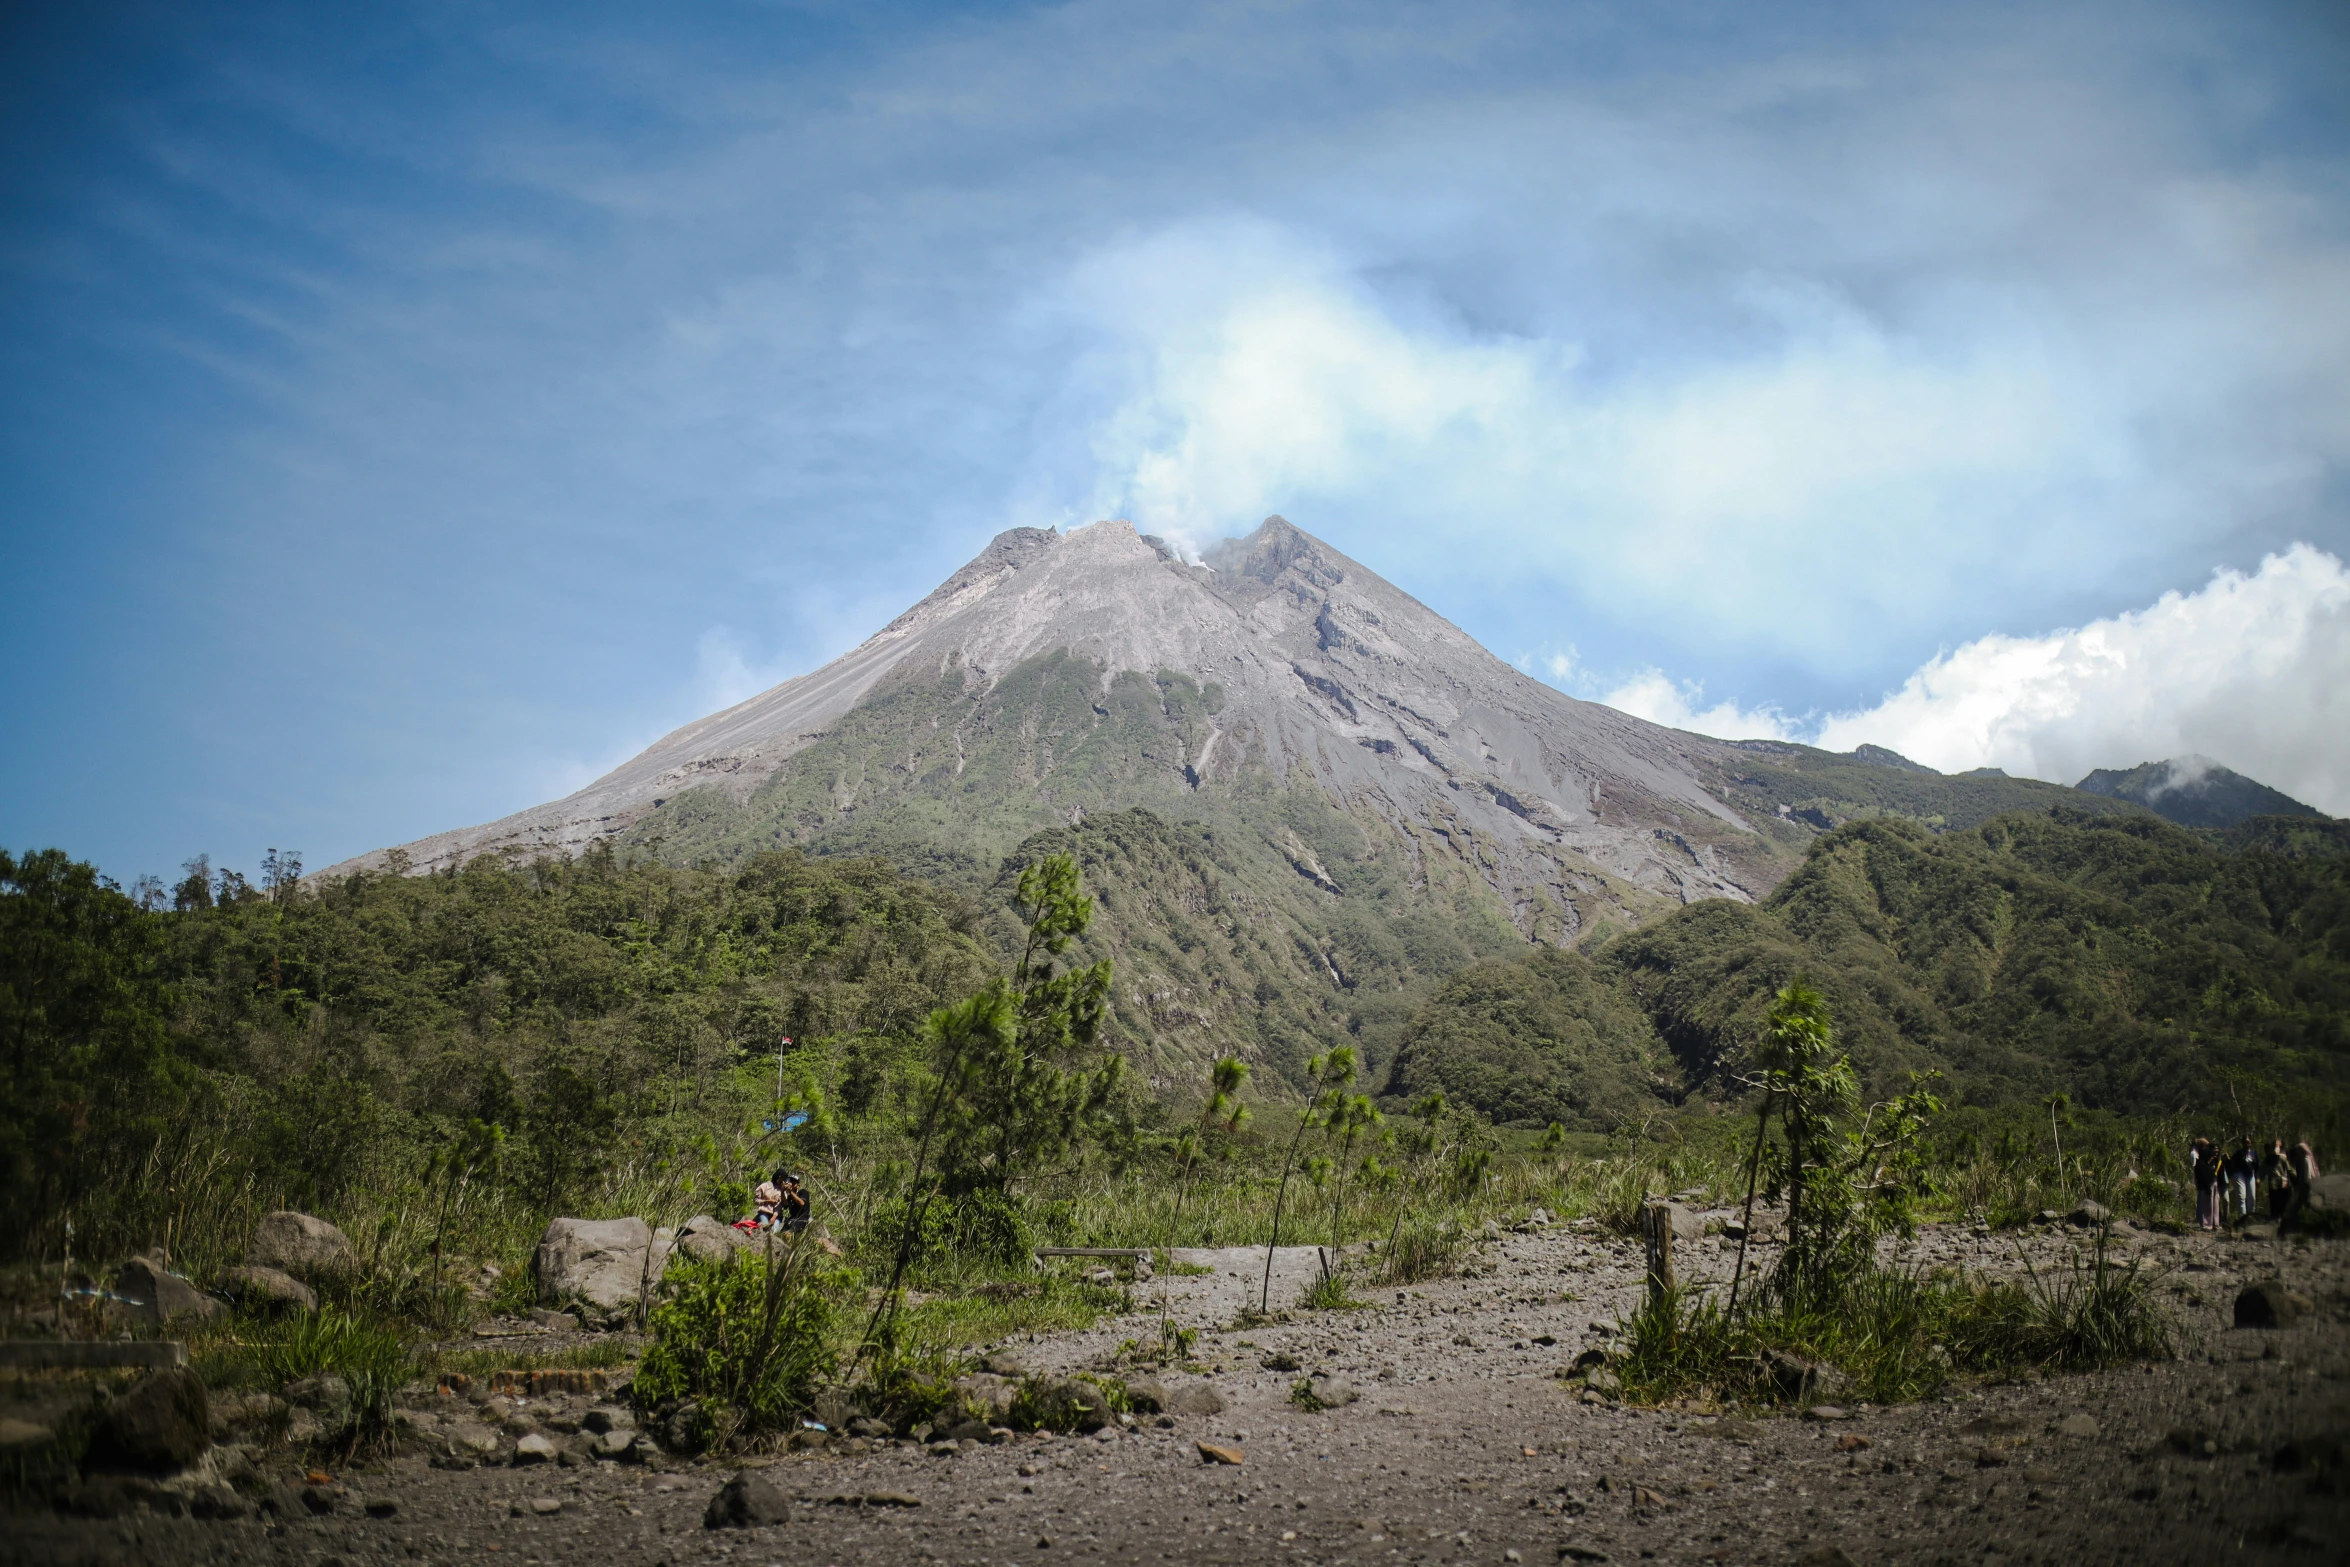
5;0;2348;885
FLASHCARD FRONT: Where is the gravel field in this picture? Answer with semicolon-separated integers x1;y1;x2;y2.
15;1218;2347;1567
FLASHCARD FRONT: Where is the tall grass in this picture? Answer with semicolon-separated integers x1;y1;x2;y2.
1611;1225;2171;1409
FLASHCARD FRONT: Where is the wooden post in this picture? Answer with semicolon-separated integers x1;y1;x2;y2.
1641;1198;1676;1304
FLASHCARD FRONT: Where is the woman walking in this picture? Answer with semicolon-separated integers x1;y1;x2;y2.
2191;1136;2223;1231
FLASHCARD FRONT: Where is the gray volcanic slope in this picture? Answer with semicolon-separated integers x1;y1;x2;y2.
329;517;1781;930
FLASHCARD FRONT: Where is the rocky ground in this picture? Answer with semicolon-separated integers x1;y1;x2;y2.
11;1215;2347;1567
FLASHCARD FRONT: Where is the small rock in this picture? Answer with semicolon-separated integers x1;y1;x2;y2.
189;1484;250;1520
528;1496;563;1516
112;1256;224;1325
2055;1413;2100;1439
591;1429;637;1461
1803;1405;1849;1422
1306;1376;1358;1408
1123;1376;1168;1413
300;1483;341;1515
846;1416;892;1439
282;1372;353;1429
1796;1550;1858;1567
513;1432;558;1465
2234;1281;2314;1329
248;1210;356;1277
1165;1383;1225;1416
2066;1200;2113;1227
364;1498;398;1519
980;1352;1027;1377
217;1264;317;1313
527;1307;578;1331
2165;1427;2219;1458
1834;1434;1871;1452
705;1469;794;1527
1196;1440;1245;1465
1259;1351;1301;1372
581;1406;634;1435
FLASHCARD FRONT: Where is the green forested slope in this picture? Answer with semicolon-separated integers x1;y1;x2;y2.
1385;809;2350;1125
0;844;996;1258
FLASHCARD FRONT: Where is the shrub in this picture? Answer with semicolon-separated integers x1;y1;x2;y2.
634;1246;846;1441
250;1308;413;1445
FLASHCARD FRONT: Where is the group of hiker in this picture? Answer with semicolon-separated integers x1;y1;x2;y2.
2190;1134;2321;1232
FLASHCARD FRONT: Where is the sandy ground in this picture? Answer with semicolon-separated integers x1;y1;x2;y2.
14;1218;2347;1567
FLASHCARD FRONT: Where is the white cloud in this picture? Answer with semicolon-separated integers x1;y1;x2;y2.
1043;207;2350;672
1813;545;2350;814
1600;670;1799;745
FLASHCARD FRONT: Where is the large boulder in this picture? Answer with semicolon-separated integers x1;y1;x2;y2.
2306;1173;2350;1213
535;1217;658;1320
87;1367;209;1473
113;1256;223;1324
217;1264;316;1314
248;1211;355;1278
673;1215;745;1267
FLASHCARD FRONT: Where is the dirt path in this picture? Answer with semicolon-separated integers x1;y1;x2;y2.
17;1219;2348;1567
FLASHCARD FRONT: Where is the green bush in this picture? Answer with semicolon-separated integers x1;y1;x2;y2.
634;1249;846;1440
249;1308;414;1445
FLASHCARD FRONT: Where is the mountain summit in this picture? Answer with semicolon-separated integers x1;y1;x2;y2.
340;517;1775;920
2075;756;2322;829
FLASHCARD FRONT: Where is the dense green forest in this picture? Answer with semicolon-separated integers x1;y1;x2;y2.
0;843;1000;1266
5;803;2344;1274
1385;808;2350;1132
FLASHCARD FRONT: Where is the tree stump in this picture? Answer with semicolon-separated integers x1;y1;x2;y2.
1641;1198;1676;1303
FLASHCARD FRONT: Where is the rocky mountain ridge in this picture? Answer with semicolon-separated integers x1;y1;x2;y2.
332;517;1782;933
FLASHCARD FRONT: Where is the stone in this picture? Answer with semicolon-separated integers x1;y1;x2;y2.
1259;1350;1302;1372
1306;1376;1359;1408
1122;1376;1168;1413
2066;1200;2113;1227
365;1498;399;1518
1167;1382;1226;1416
1796;1550;1858;1567
2233;1281;2315;1329
951;1372;1017;1423
248;1211;356;1278
283;1372;353;1430
2306;1172;2350;1212
705;1468;795;1528
1761;1350;1844;1401
588;1429;635;1461
0;1417;55;1451
189;1484;250;1520
1026;1377;1111;1433
846;1416;893;1439
2055;1413;2100;1439
1833;1434;1871;1452
673;1214;745;1265
662;1399;707;1453
513;1432;558;1464
207;1392;287;1442
534;1216;658;1319
528;1496;564;1516
1196;1440;1245;1465
527;1307;578;1331
582;1405;634;1434
88;1366;210;1472
980;1351;1027;1377
216;1264;316;1313
112;1256;223;1324
1802;1405;1849;1422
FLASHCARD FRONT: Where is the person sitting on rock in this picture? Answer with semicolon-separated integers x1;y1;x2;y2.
776;1171;811;1233
743;1175;783;1232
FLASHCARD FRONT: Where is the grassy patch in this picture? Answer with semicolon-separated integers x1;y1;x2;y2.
1611;1230;2170;1409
